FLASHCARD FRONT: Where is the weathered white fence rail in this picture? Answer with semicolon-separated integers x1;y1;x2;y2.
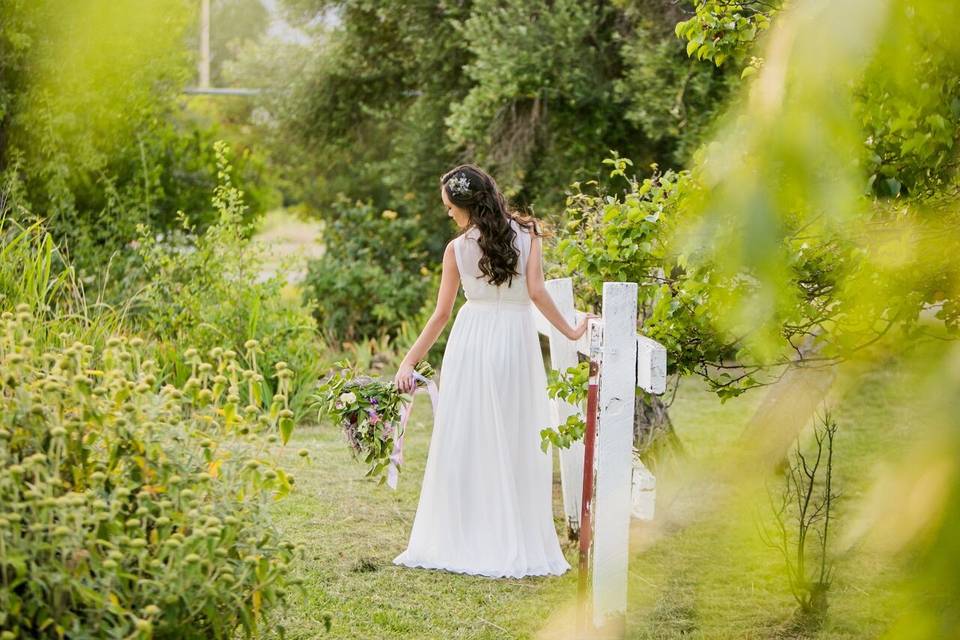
534;278;667;634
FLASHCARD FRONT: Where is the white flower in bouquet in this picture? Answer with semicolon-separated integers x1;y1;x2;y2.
339;391;357;405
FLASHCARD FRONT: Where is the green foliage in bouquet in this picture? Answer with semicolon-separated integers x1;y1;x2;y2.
0;308;303;639
315;360;434;485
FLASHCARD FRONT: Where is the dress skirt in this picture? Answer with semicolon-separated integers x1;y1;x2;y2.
392;299;571;578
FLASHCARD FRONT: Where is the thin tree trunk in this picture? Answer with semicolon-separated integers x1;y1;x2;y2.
634;393;682;463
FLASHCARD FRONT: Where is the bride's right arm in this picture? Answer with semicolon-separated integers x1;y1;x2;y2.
525;235;591;341
394;240;460;392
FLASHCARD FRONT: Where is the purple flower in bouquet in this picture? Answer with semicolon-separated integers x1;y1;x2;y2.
316;360;434;484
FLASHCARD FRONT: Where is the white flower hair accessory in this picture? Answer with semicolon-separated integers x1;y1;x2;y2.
446;172;471;197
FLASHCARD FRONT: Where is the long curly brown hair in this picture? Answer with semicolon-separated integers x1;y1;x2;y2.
441;164;543;287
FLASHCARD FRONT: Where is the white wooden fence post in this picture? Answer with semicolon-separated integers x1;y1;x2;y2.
591;282;638;633
544;278;585;535
534;278;667;633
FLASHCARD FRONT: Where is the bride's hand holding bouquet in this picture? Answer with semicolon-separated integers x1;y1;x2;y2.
315;360;435;485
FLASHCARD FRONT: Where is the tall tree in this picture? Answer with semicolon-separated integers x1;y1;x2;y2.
262;0;733;223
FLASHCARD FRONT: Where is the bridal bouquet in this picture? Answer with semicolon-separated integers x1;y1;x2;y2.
315;359;435;485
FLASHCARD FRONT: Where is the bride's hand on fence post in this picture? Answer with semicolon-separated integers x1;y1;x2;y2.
567;313;599;341
394;361;415;394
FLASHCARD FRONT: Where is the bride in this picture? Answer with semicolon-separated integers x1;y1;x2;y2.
392;164;592;578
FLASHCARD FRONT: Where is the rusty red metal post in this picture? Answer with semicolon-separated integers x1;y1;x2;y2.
576;356;601;636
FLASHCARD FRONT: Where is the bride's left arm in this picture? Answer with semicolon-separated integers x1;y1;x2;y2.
394;241;460;392
526;234;593;341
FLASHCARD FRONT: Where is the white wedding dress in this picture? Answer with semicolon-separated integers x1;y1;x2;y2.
393;219;571;579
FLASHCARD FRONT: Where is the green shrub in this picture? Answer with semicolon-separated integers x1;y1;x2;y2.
134;142;324;419
302;197;435;342
0;308;302;638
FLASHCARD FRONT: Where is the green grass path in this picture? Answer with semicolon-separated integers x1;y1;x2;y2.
268;399;577;639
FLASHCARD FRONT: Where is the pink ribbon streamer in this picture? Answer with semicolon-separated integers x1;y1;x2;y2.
387;371;438;490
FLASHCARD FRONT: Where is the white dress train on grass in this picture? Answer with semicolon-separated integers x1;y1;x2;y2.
392;219;571;579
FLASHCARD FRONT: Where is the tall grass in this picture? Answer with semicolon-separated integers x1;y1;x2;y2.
0;213;129;348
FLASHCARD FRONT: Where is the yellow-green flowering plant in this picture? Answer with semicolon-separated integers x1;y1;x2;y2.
0;307;303;639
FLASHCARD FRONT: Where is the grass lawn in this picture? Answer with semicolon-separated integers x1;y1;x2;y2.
267;356;917;639
611;362;914;640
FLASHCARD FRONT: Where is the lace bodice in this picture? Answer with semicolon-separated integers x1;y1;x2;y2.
453;218;534;306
